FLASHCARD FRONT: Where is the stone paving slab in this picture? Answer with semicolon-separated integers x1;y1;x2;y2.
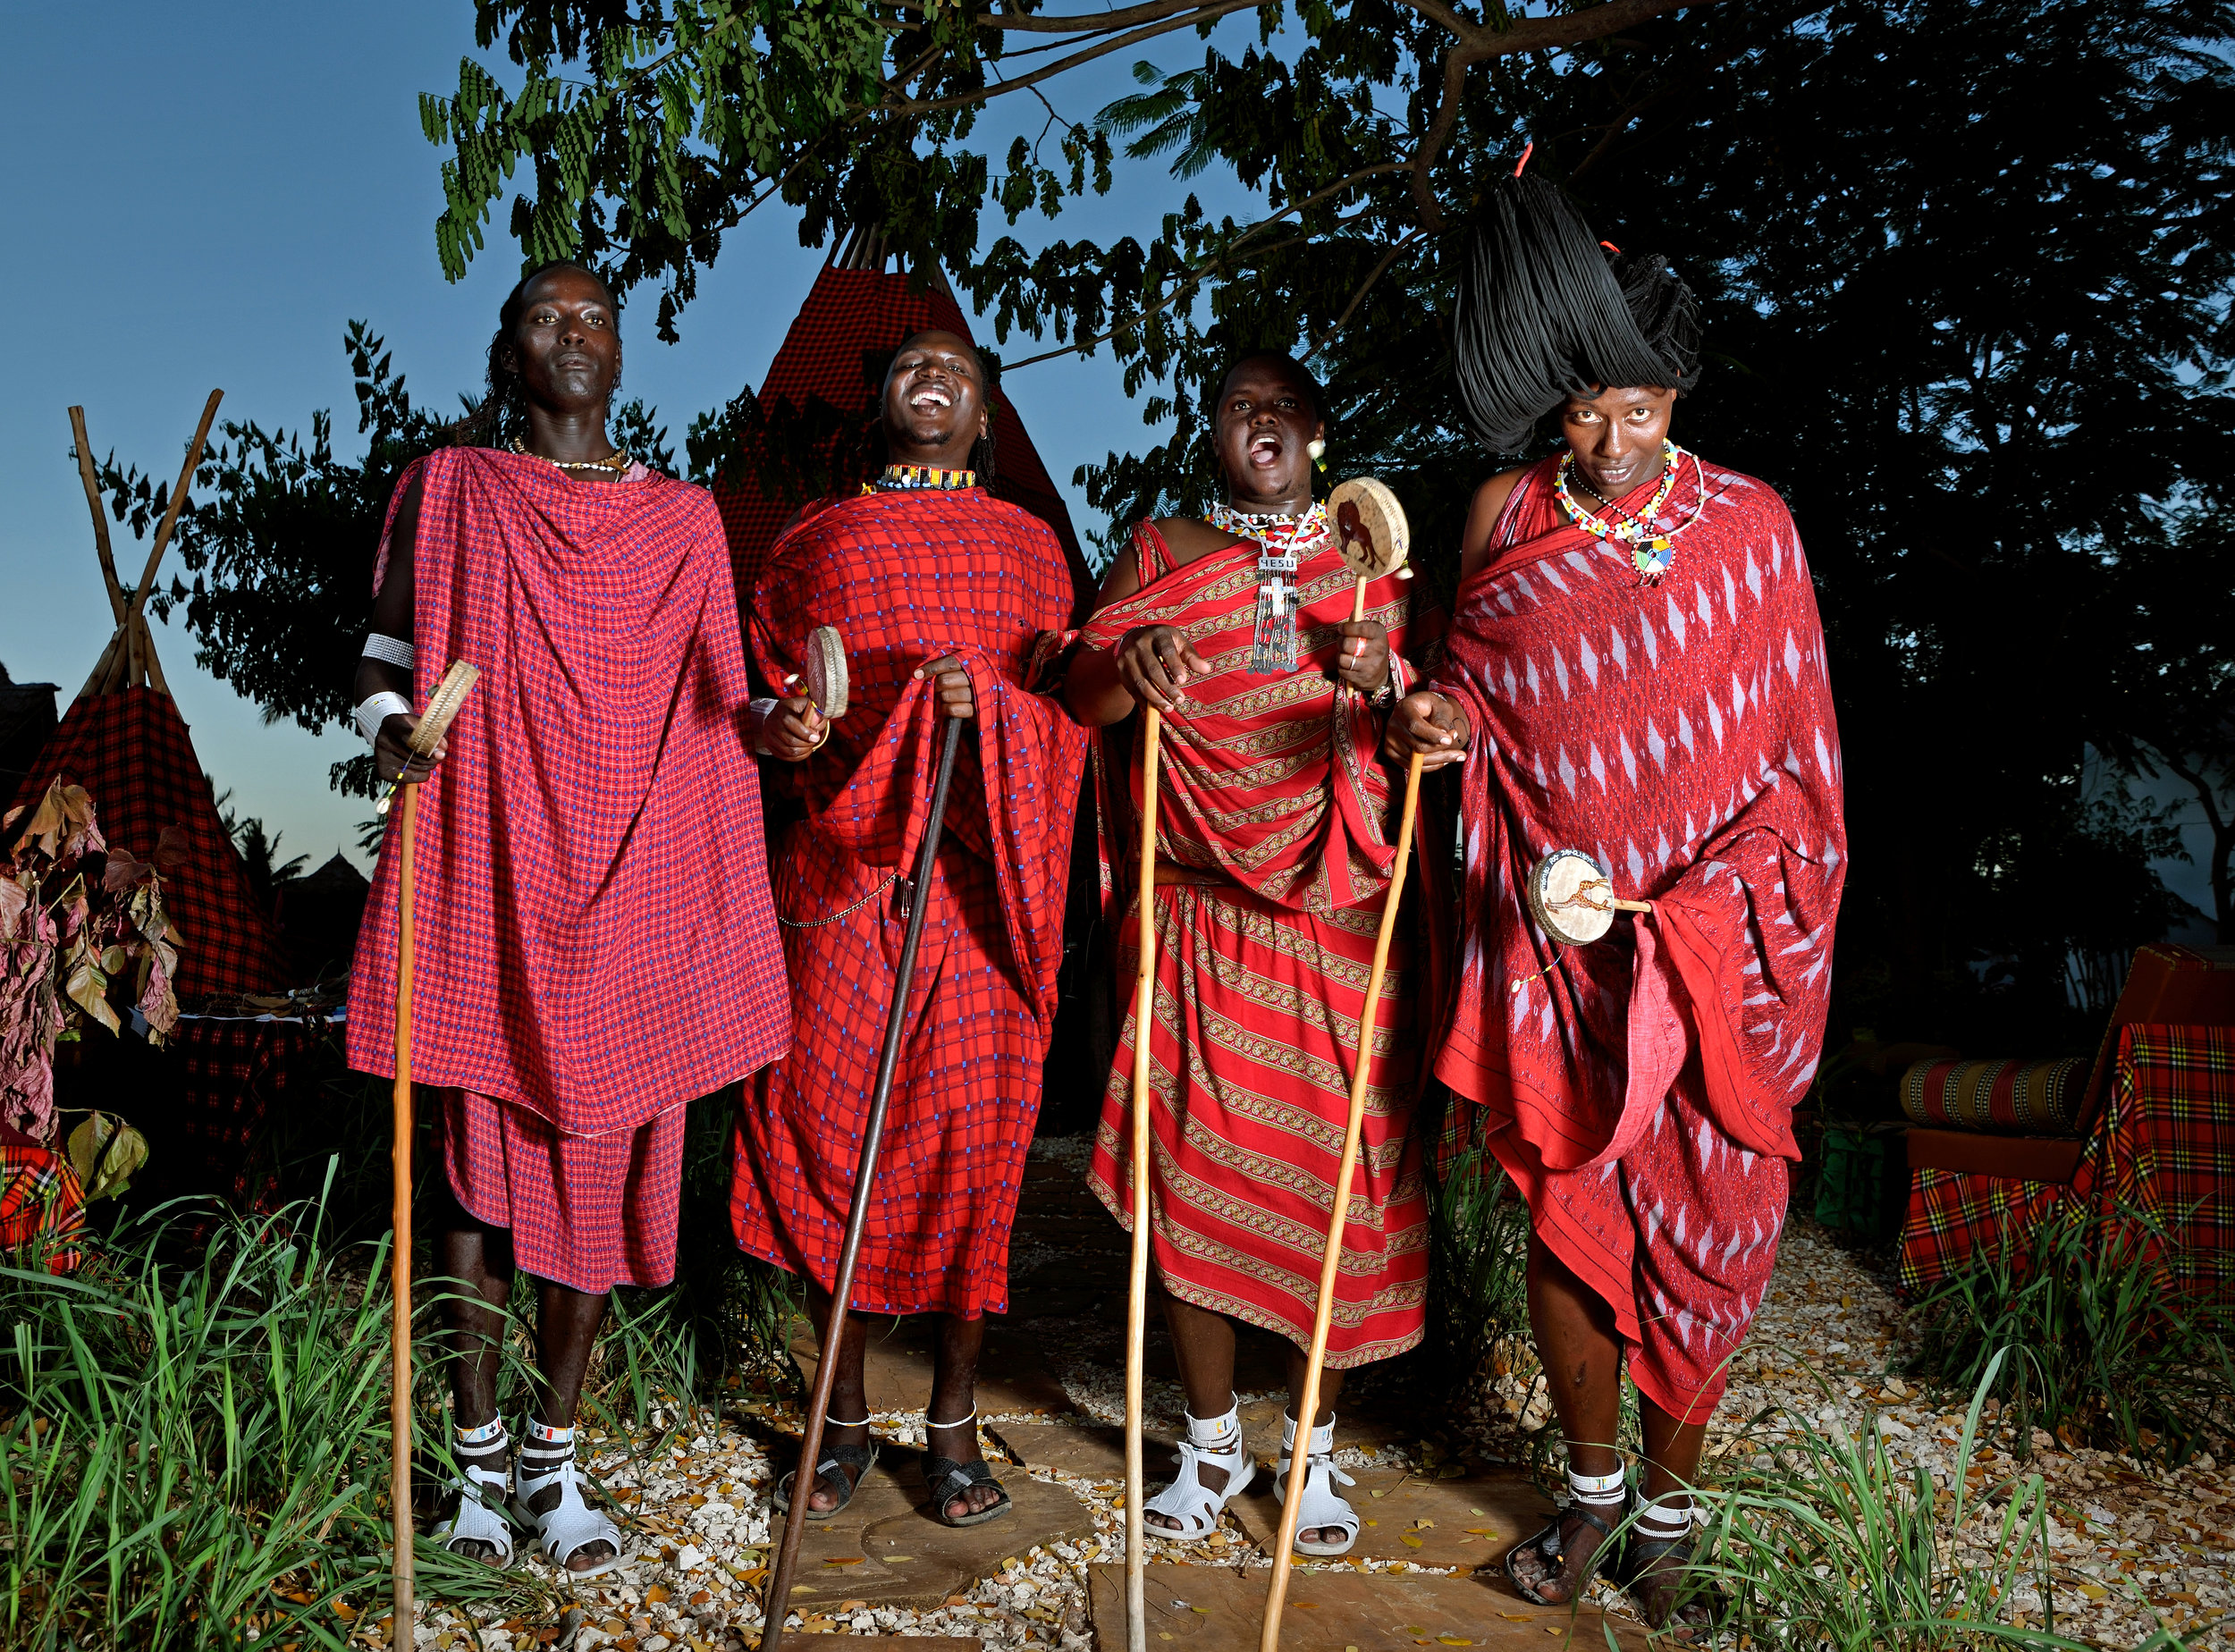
1227;1470;1551;1571
771;1442;1094;1611
1086;1563;1646;1651
985;1420;1157;1483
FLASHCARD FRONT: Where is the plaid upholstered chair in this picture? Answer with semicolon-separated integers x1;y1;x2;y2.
1897;944;2235;1299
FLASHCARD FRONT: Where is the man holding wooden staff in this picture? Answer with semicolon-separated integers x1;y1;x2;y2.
1386;172;1846;1634
730;329;1085;1529
1065;353;1428;1557
349;261;790;1576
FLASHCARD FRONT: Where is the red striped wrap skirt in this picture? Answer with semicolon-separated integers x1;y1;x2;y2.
1089;880;1430;1367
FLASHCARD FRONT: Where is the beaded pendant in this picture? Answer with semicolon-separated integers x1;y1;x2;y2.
1553;442;1699;586
1207;500;1331;672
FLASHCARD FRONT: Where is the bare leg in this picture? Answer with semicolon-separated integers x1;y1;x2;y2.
430;1183;514;1564
798;1285;879;1514
925;1313;1004;1520
1145;1296;1240;1532
517;1276;615;1571
1281;1341;1349;1545
1626;1391;1711;1634
1514;1232;1624;1606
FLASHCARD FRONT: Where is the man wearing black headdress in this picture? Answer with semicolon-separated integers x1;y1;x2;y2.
1387;173;1849;1632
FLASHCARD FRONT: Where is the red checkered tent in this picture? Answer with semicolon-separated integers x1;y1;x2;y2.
11;393;288;1005
714;224;1095;611
12;688;288;1003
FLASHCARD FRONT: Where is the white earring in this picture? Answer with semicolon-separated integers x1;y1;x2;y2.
1306;438;1326;461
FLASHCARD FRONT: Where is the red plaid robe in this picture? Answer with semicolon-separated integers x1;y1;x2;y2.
347;451;789;1285
1430;455;1845;1421
1082;523;1430;1366
728;488;1084;1316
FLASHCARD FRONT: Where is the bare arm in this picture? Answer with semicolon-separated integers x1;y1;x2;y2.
1459;468;1529;586
1061;532;1215;726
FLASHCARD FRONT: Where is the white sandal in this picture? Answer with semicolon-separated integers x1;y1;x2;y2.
433;1418;516;1566
513;1420;625;1579
1272;1412;1360;1556
1143;1402;1256;1542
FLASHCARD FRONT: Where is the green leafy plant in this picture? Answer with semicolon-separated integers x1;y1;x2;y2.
1685;1353;2065;1650
1907;1204;2235;1465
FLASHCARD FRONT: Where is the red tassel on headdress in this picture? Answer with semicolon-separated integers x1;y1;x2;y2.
1514;140;1534;177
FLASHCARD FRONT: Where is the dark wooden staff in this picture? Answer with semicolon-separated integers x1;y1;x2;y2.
762;676;966;1652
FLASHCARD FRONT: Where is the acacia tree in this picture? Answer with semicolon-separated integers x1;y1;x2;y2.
102;0;2233;1043
419;0;1724;539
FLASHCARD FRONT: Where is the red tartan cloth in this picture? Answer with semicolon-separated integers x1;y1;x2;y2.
439;1087;687;1293
173;1016;320;1210
728;487;1084;1316
1898;1024;2235;1302
9;687;288;1001
0;1128;84;1273
1429;455;1845;1410
346;449;789;1137
1080;523;1430;1365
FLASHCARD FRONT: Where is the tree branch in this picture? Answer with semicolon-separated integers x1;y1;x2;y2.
1305;226;1429;356
871;0;1265;116
1405;0;1718;229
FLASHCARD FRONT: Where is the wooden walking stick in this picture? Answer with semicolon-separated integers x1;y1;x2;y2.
1124;702;1165;1652
763;639;963;1652
1261;478;1415;1652
384;661;481;1633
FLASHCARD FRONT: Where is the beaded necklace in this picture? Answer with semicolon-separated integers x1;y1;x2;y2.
1552;441;1705;585
1206;498;1330;672
510;437;631;475
867;464;976;493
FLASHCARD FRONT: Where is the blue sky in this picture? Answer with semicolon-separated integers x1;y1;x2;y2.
1;3;1253;872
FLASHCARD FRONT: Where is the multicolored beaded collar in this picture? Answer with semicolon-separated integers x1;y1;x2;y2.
1552;441;1705;585
1204;499;1330;672
865;464;976;494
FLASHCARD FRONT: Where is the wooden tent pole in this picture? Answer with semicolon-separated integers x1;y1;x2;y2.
75;629;125;706
67;407;126;624
1259;751;1426;1652
136;614;172;697
123;388;223;622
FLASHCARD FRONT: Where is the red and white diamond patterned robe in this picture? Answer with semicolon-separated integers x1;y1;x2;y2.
1429;453;1846;1422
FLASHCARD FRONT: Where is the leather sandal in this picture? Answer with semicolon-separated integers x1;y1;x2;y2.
1623;1530;1724;1637
924;1455;1014;1528
1505;1501;1620;1606
774;1438;880;1520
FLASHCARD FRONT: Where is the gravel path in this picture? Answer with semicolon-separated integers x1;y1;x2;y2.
344;1142;2231;1651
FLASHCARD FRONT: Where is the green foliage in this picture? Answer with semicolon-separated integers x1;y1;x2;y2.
1688;1353;2068;1650
1907;1204;2235;1466
0;1183;551;1649
1424;1144;1530;1395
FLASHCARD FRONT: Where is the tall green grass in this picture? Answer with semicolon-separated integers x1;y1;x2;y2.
1426;1145;1531;1395
0;1174;552;1649
1909;1204;2235;1464
1;1088;800;1644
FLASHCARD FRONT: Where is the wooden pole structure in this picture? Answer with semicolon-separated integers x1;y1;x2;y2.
1124;704;1165;1652
391;782;420;1632
67;407;126;625
1259;750;1426;1652
124;388;223;621
762;714;967;1652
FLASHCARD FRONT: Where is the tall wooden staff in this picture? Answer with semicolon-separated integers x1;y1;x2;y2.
1124;702;1165;1652
763;632;966;1652
380;662;482;1633
1261;481;1415;1651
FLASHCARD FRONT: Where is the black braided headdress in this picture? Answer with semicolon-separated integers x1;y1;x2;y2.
1453;173;1702;451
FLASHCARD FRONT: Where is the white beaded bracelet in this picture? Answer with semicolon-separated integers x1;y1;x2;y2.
362;632;416;669
356;690;412;746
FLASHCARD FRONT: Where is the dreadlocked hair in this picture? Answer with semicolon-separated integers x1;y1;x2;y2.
451;259;621;449
1452;174;1699;452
